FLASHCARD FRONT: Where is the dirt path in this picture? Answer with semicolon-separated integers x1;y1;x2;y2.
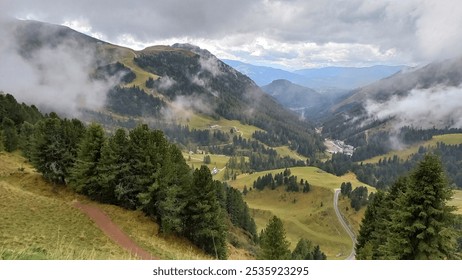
73;201;158;260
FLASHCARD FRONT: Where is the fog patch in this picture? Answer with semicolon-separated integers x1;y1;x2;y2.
364;86;462;130
161;94;214;122
0;22;118;117
157;75;176;90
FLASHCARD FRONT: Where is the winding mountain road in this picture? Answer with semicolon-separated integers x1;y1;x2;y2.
333;189;356;260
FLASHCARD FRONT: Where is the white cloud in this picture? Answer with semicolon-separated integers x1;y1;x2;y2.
0;22;117;116
365;86;462;129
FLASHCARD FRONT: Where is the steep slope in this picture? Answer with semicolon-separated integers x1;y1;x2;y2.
261;79;345;120
131;43;325;157
2;19;325;158
262;79;323;110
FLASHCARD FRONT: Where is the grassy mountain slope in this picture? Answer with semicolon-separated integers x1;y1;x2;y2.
363;133;462;164
0;152;215;260
227;166;373;259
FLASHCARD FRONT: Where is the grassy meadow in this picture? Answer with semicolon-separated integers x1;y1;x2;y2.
363;133;462;164
0;152;212;260
228;166;373;259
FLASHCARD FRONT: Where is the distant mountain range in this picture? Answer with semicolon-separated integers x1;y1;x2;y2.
223;59;406;91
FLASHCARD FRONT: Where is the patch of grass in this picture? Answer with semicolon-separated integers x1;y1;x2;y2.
0;152;210;260
363;134;462;164
0;181;131;259
273;146;308;162
449;190;462;215
244;187;352;259
97;203;212;260
181;114;262;139
119;52;160;90
184;153;230;181
229;166;373;192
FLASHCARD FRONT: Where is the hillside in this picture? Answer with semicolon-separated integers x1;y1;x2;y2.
0;152;217;260
0;151;265;260
261;79;335;119
5;19;325;160
323;56;462;142
227;166;373;259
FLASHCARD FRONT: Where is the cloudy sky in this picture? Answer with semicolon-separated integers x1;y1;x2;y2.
1;0;461;69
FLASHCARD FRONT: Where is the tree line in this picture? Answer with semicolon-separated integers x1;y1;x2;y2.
253;169;311;193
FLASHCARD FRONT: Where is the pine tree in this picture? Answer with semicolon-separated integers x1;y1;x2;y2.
1;117;18;152
259;215;290;260
292;238;313;260
384;154;457;259
312;245;327;260
69;123;106;200
183;166;228;259
32;116;68;184
97;128;131;205
18;122;35;160
355;191;387;259
140;144;192;235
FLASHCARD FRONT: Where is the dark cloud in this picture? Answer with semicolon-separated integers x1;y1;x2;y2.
2;0;461;67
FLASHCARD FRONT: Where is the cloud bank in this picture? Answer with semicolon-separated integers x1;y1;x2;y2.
2;0;462;68
0;20;117;116
365;86;462;129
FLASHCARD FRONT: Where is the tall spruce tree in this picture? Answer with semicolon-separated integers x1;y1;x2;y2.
69;123;106;200
184;166;228;259
97;128;131;205
292;238;313;260
384;154;457;259
355;191;388;259
1;117;19;152
357;154;458;259
259;215;290;260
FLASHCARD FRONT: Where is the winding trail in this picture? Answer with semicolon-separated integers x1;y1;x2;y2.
73;201;158;260
333;189;356;260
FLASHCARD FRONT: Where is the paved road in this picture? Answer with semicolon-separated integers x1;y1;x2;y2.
333;189;356;260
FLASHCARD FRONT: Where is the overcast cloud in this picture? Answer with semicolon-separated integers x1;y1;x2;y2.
1;0;462;69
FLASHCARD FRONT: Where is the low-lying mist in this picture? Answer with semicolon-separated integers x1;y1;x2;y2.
0;21;118;117
364;85;462;130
